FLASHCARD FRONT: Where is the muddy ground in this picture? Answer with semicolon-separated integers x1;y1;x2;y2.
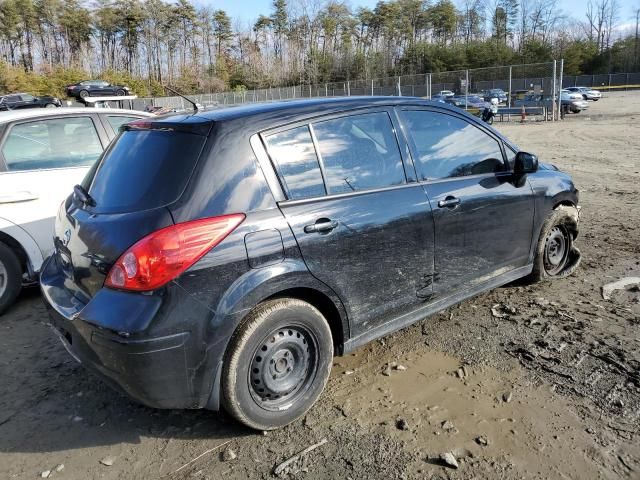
1;92;639;480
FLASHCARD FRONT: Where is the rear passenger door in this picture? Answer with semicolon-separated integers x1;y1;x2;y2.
264;109;436;337
398;107;535;297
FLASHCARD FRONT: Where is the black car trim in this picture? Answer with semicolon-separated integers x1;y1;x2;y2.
307;123;330;194
277;182;427;207
250;134;287;203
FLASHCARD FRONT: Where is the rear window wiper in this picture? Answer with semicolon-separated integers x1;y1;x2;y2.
73;184;96;207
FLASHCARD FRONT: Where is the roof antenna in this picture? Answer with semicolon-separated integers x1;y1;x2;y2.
163;85;200;113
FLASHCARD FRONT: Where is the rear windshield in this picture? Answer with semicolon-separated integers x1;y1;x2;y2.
85;130;206;213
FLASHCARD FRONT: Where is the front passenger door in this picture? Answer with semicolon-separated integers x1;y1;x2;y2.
399;108;535;297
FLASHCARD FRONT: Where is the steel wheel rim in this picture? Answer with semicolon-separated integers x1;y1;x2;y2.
0;261;6;297
544;225;570;275
248;324;318;412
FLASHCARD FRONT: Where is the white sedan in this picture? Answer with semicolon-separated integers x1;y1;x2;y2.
0;107;151;313
566;86;602;101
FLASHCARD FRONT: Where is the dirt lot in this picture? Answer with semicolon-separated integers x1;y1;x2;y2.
1;92;639;480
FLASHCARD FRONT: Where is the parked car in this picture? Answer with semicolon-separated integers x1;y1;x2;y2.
443;96;465;107
565;86;601;101
430;94;447;103
438;90;455;97
514;94;553;108
483;88;508;103
511;89;531;100
0;108;152;313
451;95;489;109
65;80;131;100
40;97;581;430
0;93;62;110
561;89;589;113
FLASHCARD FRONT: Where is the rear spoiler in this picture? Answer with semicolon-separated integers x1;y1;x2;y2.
122;117;212;136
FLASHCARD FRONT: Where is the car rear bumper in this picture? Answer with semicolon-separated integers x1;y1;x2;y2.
40;254;223;410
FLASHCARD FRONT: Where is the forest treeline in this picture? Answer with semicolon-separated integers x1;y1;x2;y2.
0;0;638;97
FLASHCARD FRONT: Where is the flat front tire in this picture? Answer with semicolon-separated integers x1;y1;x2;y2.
530;207;581;282
222;298;333;430
0;242;22;315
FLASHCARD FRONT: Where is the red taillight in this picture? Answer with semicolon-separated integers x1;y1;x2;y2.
105;214;245;291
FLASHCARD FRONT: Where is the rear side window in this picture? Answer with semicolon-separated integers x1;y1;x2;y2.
265;125;325;200
312;112;405;194
86;130;206;213
400;110;505;180
2;117;102;171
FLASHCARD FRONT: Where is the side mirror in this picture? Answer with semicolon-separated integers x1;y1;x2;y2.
514;151;538;174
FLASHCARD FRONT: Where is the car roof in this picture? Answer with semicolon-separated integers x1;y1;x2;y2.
155;96;463;126
0;107;151;123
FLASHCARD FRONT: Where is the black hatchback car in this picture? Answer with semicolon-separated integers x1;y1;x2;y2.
0;93;62;110
41;97;581;430
65;80;130;99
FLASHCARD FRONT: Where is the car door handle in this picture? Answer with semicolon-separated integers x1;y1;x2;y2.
304;219;338;233
438;196;461;208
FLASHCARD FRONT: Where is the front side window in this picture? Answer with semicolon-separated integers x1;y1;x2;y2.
312;112;405;194
20;94;35;102
2;117;103;171
265;125;325;200
400;110;505;180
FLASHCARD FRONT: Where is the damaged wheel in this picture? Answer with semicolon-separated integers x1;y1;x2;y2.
530;206;581;281
222;298;333;430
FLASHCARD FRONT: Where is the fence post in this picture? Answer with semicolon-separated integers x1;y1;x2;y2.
508;66;512;108
557;59;564;121
551;60;556;122
465;69;469;110
626;73;630;90
371;79;374;96
428;73;432;98
397;76;401;96
347;80;350;96
309;84;312;97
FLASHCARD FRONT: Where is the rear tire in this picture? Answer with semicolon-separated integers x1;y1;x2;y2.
78;90;89;99
44;103;56;108
0;242;22;315
116;89;126;96
222;298;333;430
530;207;581;282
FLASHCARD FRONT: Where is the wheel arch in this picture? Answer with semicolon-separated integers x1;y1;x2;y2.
0;221;43;280
203;265;350;411
263;286;347;354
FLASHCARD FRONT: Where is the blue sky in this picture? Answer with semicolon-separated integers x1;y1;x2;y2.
194;0;640;25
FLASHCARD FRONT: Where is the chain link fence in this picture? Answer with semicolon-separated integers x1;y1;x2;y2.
141;61;561;118
123;61;638;120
